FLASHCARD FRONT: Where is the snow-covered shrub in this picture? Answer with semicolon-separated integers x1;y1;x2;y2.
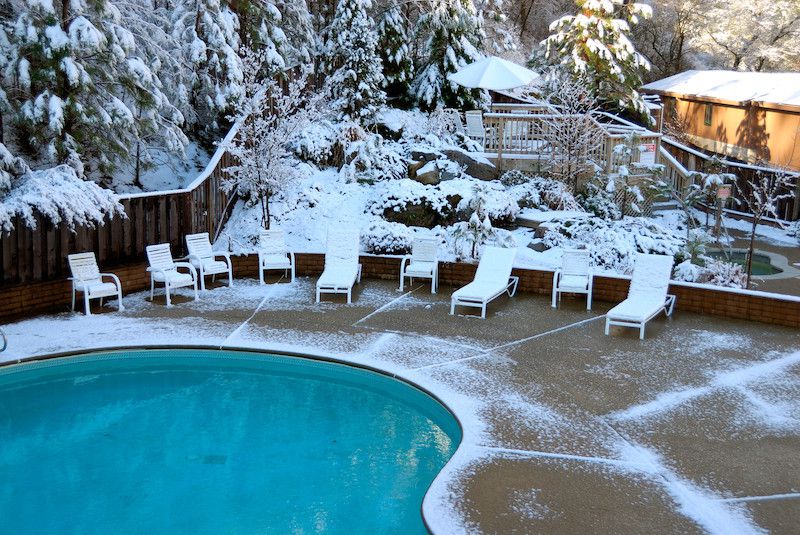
0;164;124;232
672;259;703;283
673;258;747;289
455;181;519;226
543;216;683;273
341;135;406;183
362;219;414;255
788;220;800;244
292;119;344;166
450;183;517;259
504;174;580;211
578;175;621;220
367;179;456;227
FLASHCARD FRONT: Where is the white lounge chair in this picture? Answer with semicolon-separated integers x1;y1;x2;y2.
552;249;593;310
605;253;677;340
185;232;233;291
399;237;439;293
258;229;295;284
316;228;362;304
146;243;198;306
465;110;486;144
68;252;124;315
450;246;519;319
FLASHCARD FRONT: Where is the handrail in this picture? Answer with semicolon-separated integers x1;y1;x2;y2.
661;136;800;178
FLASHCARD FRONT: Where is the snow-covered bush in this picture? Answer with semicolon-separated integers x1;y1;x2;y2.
0;164;124;232
367;179;456;227
292;120;345;167
578;175;621;220
788;220;800;244
450;183;516;259
543;216;683;273
362;219;414;255
341;135;406;183
502;173;580;211
673;258;747;289
455;181;518;226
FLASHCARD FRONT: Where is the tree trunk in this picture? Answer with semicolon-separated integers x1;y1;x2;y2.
745;216;758;288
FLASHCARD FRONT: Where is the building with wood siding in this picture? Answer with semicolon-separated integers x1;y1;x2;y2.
642;71;800;172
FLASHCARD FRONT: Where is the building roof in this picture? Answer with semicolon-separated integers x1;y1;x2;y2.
642;70;800;113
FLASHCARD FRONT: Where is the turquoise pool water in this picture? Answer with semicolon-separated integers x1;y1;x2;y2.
0;349;460;534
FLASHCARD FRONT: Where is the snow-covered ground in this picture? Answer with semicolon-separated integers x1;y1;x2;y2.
112;142;212;193
3;279;799;533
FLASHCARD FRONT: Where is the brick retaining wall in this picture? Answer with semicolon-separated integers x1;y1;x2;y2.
0;254;798;328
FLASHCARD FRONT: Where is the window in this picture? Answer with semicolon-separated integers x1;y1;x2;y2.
703;103;713;126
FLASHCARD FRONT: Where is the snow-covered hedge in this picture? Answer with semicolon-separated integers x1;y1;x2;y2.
544;217;683;273
0;164;124;232
341;134;406;183
367;179;456;227
673;258;747;288
502;172;580;211
362;219;414;255
452;180;519;225
292;120;343;166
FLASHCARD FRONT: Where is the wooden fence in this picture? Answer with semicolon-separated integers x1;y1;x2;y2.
0;126;238;286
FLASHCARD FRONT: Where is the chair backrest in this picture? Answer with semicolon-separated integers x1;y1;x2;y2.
68;252;101;283
259;229;287;256
186;232;213;261
628;253;674;300
474;246;516;284
326;228;360;264
561;249;590;277
411;237;438;263
464;110;484;138
146;243;176;271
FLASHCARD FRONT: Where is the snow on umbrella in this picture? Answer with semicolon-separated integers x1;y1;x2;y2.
446;56;540;91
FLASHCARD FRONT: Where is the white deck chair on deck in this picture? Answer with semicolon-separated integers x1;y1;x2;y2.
552;249;593;310
400;237;439;293
185;232;233;291
146;243;198;306
316;228;362;304
258;229;295;284
68;252;124;315
450;246;519;319
465;110;486;145
604;253;676;340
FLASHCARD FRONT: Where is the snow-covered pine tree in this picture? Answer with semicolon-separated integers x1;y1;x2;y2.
172;0;243;137
544;0;652;117
377;3;414;103
321;0;385;121
274;0;316;67
413;0;486;111
0;0;185;180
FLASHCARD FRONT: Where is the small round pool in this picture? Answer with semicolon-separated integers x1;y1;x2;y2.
707;251;783;276
0;349;461;533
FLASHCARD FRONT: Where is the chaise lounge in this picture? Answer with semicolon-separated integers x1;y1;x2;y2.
450;246;519;319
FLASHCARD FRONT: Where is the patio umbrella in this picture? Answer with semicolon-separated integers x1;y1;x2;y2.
446;56;541;91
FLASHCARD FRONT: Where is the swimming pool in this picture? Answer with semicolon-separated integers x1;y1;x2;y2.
0;349;461;533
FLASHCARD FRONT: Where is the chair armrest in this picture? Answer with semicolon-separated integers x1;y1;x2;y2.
552;269;562;287
173;262;197;277
400;255;411;272
288;251;295;264
213;251;232;261
99;272;123;288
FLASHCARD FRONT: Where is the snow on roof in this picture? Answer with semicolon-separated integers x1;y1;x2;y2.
642;70;800;111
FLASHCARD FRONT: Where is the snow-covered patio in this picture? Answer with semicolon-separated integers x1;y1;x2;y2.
4;277;799;534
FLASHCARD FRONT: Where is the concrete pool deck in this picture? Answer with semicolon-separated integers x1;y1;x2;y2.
2;277;799;534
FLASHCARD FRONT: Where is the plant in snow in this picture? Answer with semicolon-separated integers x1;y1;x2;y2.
540;75;603;193
691;156;735;236
341;134;406;183
291;119;346;167
362;219;414;255
451;184;497;259
320;0;385;121
651;179;703;241
377;3;414;102
476;0;518;53
172;0;243;136
578;174;621;220
0;0;185;177
544;0;652;117
413;0;487;111
222;48;321;230
273;0;316;67
739;169;795;287
367;178;457;227
502;172;581;211
673;257;747;289
0;143;123;232
788;220;800;245
456;180;519;225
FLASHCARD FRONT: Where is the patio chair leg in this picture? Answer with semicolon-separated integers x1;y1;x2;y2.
639;324;646;340
71;286;76;312
290;265;295;282
431;277;435;294
165;282;172;307
450;301;455;315
117;288;124;311
199;269;206;291
84;293;91;316
551;288;557;308
259;266;264;285
481;304;487;319
347;289;352;304
587;293;592;311
228;269;233;287
604;319;610;335
316;289;320;303
193;279;199;301
150;277;155;301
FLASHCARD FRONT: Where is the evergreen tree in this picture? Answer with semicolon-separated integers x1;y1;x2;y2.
544;0;652;116
322;0;385;121
377;3;413;103
274;0;316;67
172;0;243;137
0;0;184;179
413;0;485;111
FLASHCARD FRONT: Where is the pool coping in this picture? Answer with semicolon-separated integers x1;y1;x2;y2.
0;343;467;535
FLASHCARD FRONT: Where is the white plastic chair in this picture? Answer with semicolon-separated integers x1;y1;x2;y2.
465;110;486;144
605;253;676;340
146;243;198;306
316;228;362;304
258;229;295;284
552;249;593;310
185;232;233;291
400;237;439;293
450;246;519;319
68;252;124;315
